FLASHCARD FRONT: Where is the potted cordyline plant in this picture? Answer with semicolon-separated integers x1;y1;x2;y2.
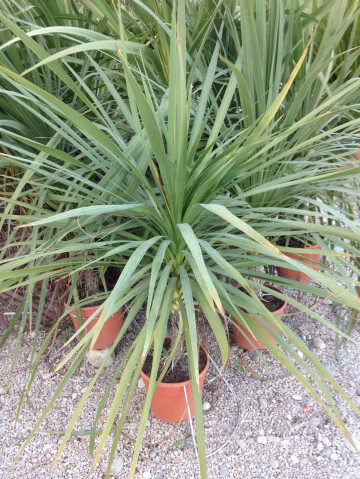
1;1;360;478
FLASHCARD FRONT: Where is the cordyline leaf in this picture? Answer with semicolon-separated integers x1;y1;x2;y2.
91;334;146;468
146;240;172;318
89;237;162;349
20;204;142;227
178;223;225;317
0;11;95;112
51;311;137;468
128;278;176;478
142;260;174;359
201;204;280;254
180;300;208;478
20;40;151;77
13;348;87;465
226;29;315;138
0;66;140;177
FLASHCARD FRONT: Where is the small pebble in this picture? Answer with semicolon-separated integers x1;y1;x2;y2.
87;347;115;368
71;393;77;400
312;337;326;350
349;380;356;388
30;331;36;339
143;472;151;479
265;427;272;434
236;440;246;449
250;353;259;361
43;444;52;451
269;457;279;469
83;426;91;431
244;430;252;437
309;417;320;427
257;436;267;444
149;451;156;458
0;387;5;396
291;454;299;464
202;401;211;411
219;465;229;476
258;429;265;436
259;397;268;408
110;457;124;475
300;458;308;465
281;439;290;446
322;447;332;459
138;378;145;389
356;386;360;396
330;452;339;461
292;394;302;401
267;435;281;444
322;437;331;446
317;442;324;452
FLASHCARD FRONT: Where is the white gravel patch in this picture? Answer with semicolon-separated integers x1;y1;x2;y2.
0;286;360;479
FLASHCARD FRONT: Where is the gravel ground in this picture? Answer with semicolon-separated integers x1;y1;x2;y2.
0;287;360;479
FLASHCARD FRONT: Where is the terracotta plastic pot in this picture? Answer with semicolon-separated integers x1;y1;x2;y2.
140;345;209;423
337;146;360;168
231;285;287;350
69;304;123;350
277;244;322;283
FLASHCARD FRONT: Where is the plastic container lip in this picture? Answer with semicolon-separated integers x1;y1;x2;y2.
140;344;209;388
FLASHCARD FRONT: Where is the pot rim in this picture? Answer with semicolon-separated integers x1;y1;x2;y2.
66;302;123;321
276;240;322;251
66;300;123;312
235;283;287;314
140;343;209;389
262;284;287;312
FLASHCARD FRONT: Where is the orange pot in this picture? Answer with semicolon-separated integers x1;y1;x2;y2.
337;146;360;168
69;304;123;350
277;244;322;283
231;285;287;350
140;346;209;423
